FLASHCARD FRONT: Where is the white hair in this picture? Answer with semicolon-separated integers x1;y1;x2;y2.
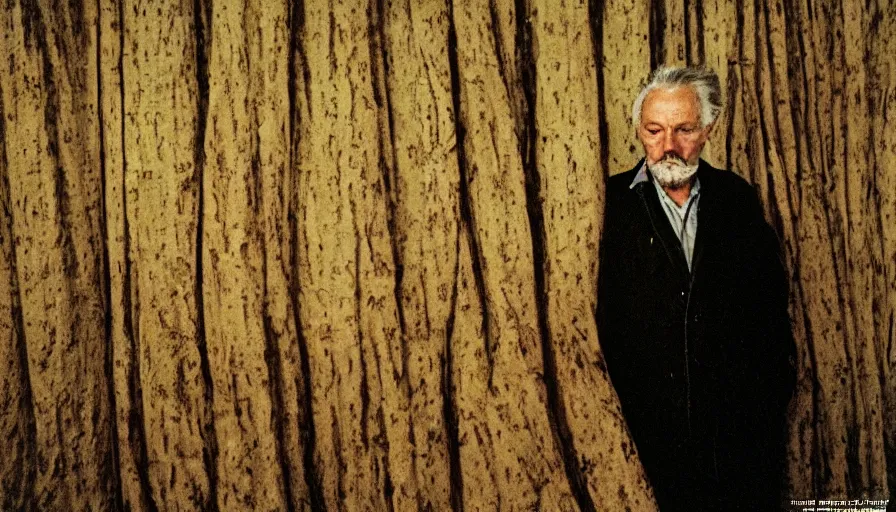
631;66;723;128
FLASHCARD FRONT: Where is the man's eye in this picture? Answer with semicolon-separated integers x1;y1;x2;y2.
648;129;660;135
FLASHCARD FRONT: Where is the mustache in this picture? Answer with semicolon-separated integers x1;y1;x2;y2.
657;152;687;165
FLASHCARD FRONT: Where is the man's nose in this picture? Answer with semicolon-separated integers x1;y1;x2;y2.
662;131;676;153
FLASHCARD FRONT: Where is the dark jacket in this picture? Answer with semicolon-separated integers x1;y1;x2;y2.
596;159;796;511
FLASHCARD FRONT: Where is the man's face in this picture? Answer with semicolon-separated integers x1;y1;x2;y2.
637;86;714;179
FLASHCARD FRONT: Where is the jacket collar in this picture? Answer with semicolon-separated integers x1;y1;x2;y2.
629;158;716;279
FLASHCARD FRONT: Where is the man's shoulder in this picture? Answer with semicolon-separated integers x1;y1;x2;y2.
698;163;771;233
606;161;644;199
698;162;759;203
699;161;750;188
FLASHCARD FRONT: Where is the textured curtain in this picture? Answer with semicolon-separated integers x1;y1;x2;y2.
0;0;893;509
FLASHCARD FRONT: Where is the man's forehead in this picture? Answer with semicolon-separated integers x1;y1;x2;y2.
641;87;701;120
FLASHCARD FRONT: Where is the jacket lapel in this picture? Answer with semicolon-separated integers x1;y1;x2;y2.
690;162;715;277
635;179;691;281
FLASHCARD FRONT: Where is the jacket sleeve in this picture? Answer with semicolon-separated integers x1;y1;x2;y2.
596;179;628;391
596;188;616;371
743;183;797;503
746;184;797;416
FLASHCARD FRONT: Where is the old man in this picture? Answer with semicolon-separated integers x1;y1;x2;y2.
596;66;797;511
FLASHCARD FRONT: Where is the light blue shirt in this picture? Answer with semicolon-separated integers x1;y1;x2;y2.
630;162;701;270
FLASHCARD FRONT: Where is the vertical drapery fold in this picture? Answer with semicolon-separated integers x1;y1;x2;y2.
1;1;114;509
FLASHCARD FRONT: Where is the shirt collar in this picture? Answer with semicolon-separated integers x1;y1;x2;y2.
629;160;650;189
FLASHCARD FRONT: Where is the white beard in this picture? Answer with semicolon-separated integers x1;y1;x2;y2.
648;155;698;189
